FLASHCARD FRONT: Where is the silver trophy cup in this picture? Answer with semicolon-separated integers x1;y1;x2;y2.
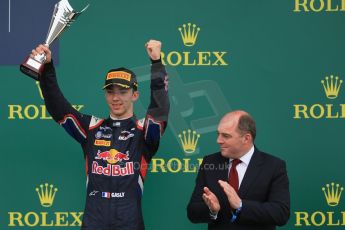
20;0;89;80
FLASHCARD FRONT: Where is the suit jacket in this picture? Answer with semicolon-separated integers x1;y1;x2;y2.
187;148;290;230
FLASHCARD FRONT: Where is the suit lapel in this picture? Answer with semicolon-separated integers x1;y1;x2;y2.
239;148;264;197
217;154;230;181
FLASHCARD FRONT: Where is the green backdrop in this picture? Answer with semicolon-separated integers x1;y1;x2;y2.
1;0;345;229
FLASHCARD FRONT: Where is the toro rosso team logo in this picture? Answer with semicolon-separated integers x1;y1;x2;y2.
118;130;134;141
92;149;134;177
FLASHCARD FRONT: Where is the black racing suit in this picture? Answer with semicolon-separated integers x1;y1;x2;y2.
39;60;169;230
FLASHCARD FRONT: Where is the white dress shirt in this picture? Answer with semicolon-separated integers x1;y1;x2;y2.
229;145;255;188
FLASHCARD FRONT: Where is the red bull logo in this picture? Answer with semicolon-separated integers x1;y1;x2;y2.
92;162;134;177
95;149;129;164
93;149;133;176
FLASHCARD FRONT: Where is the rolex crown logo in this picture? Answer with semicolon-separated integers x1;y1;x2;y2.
178;23;200;47
36;183;58;207
322;182;344;206
321;75;343;99
178;129;200;154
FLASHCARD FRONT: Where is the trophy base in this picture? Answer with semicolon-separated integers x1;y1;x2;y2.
20;56;44;81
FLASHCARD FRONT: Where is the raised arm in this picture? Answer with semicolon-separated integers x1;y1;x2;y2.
140;40;170;159
33;44;92;144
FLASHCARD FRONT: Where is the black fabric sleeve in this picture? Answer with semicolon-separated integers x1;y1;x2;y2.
39;62;91;144
141;60;170;161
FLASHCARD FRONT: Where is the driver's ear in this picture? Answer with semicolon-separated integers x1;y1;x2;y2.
132;90;139;102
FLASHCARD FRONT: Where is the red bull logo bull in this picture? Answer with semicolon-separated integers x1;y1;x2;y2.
95;149;129;164
115;152;129;161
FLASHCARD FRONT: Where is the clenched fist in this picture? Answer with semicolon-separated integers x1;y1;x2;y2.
145;40;161;61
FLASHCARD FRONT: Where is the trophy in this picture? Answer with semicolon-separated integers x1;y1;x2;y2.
20;0;89;80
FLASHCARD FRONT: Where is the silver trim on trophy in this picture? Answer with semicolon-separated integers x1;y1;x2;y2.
45;0;89;46
20;0;89;80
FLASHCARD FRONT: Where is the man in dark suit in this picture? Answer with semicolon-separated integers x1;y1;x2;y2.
187;110;290;230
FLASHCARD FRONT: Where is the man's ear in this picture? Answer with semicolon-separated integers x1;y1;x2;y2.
243;133;252;144
132;91;139;102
